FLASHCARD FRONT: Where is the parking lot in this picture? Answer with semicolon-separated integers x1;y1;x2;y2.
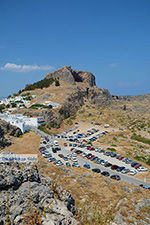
35;125;150;190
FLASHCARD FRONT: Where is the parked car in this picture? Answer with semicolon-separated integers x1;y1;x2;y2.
137;166;148;172
134;164;141;169
101;171;110;177
39;148;46;152
48;157;56;162
66;162;71;167
129;170;137;175
104;162;112;167
83;163;90;169
118;156;124;160
92;168;101;173
110;175;121;180
39;146;46;150
100;160;106;165
139;184;150;190
63;157;68;161
110;152;117;157
52;148;57;153
72;162;80;167
111;165;119;170
117;166;125;172
121;168;130;174
58;154;64;158
116;154;122;159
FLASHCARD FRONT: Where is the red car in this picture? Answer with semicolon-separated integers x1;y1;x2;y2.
119;156;124;160
135;164;141;169
70;148;74;151
83;139;87;142
90;147;95;151
58;154;64;158
40;148;46;152
111;165;119;170
87;154;95;159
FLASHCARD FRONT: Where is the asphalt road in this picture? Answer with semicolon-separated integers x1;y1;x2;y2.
32;127;150;187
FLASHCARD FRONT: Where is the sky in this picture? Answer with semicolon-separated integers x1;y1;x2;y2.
0;0;150;97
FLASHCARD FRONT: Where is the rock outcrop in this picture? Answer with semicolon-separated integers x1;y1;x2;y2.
58;88;84;119
45;66;96;87
113;197;150;225
0;162;78;225
0;120;22;150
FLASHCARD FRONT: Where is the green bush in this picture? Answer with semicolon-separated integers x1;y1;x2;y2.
111;144;117;147
113;137;118;142
11;102;17;108
38;125;48;133
55;80;60;86
13;93;18;97
46;122;57;128
23;95;33;101
30;104;52;109
67;119;73;126
134;155;150;166
131;133;150;145
107;147;116;152
0;105;5;112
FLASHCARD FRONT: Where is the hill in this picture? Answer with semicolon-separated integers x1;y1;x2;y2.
0;66;150;225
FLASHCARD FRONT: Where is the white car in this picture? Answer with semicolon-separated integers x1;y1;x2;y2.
129;170;137;175
137;166;148;172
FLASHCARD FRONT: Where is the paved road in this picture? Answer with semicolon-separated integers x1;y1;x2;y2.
32;127;150;187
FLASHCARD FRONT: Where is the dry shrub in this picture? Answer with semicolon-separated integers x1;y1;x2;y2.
23;211;42;225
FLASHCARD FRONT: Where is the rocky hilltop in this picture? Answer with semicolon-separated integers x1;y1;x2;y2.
44;66;113;127
0;120;22;150
45;66;96;87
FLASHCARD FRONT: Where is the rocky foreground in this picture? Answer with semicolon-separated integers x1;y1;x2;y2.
0;120;22;150
0;162;78;225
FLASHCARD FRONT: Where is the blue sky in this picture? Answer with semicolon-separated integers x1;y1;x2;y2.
0;0;150;97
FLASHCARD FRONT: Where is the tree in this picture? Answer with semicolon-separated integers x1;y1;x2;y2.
0;105;5;112
123;105;127;110
6;104;10;108
18;90;22;95
11;102;17;108
55;80;60;86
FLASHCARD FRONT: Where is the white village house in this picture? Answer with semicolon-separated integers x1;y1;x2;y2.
0;95;36;108
0;113;44;133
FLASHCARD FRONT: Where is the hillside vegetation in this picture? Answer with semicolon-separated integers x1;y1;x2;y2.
23;77;54;91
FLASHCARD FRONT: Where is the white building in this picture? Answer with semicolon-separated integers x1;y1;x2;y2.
43;101;59;109
0;95;36;108
0;113;44;133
